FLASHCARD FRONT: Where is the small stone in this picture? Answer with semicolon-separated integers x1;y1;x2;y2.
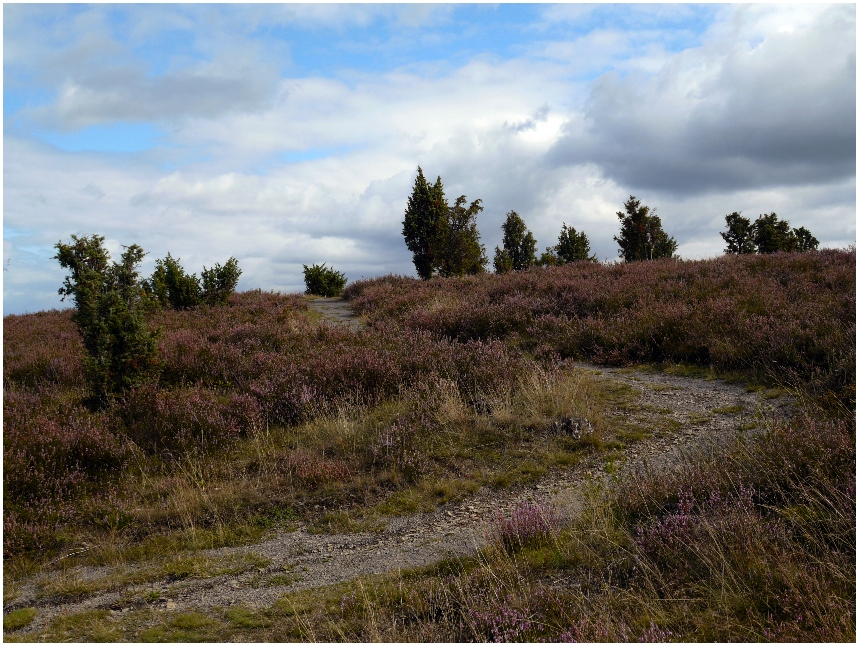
166;601;177;610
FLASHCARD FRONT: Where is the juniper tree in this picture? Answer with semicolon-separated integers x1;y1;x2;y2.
752;213;797;254
54;234;160;405
303;263;347;297
402;167;449;279
439;195;487;277
555;223;595;263
614;196;677;262
793;226;819;252
751;213;819;254
721;212;756;254
201;257;242;305
148;253;201;309
722;211;819;255
494;211;537;273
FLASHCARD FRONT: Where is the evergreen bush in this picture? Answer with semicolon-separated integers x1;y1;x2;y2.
54;234;160;404
303;263;348;297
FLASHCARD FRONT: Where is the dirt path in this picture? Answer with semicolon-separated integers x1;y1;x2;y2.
305;297;364;328
7;365;793;634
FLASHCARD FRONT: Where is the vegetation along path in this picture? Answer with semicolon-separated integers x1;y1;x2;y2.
7;364;793;637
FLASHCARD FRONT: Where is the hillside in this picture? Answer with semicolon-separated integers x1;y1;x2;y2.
3;250;855;641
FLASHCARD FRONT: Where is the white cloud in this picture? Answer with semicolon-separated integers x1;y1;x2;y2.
4;4;855;315
550;4;855;195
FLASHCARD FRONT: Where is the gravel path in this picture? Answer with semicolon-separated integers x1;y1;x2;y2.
306;297;364;328
7;362;793;635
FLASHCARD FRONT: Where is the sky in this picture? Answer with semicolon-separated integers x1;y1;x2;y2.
3;3;856;315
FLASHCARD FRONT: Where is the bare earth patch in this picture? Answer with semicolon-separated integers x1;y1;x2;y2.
305;297;364;328
5;363;793;638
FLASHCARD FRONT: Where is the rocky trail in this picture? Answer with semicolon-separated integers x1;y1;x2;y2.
306;297;364;328
6;299;794;635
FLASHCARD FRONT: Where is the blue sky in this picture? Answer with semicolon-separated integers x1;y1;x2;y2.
4;3;856;314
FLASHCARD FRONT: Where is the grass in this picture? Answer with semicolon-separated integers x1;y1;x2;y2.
4;361;647;612
35;552;271;602
713;404;745;415
14;401;855;642
3;608;36;633
4;251;854;641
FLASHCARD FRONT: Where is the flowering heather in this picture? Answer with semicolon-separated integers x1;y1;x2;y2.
3;308;86;389
490;498;562;552
4;289;529;554
346;249;855;398
471;594;534;642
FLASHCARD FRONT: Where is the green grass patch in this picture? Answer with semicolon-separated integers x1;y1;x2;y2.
712;405;745;415
489;459;547;489
3;608;37;633
223;606;273;629
45;609;122;643
687;412;713;424
140;612;224;642
308;510;386;534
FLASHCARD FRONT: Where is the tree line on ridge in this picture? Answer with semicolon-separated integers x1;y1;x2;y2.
401;167;819;280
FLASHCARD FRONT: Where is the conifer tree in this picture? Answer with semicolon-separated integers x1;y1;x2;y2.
440;195;487;276
614;196;677;262
751;213;796;254
555;223;595;263
722;211;819;255
721;212;756;254
494;211;537;273
402;167;448;279
54;234;160;405
793;226;819;252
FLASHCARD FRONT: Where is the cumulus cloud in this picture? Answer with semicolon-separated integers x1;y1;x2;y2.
549;4;855;195
4;4;855;315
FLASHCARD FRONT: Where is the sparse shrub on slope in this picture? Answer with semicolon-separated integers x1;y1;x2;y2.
201;256;242;305
303;263;347;297
3;287;534;555
148;253;242;308
54;234;161;405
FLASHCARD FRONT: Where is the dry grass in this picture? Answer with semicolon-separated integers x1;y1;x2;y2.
5;252;854;641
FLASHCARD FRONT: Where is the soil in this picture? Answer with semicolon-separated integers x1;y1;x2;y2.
306;297;364;328
5;299;795;634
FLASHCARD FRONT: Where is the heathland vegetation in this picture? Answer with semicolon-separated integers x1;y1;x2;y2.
2;176;852;641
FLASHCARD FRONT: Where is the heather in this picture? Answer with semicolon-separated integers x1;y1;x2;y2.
4;289;581;555
209;412;852;642
4;251;855;642
345;248;855;400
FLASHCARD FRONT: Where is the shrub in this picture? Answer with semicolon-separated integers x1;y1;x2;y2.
201;257;242;305
614;195;677;261
493;211;537;273
54;234;161;404
148;252;201;309
303;263;347;297
490;498;562;552
148;253;241;308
